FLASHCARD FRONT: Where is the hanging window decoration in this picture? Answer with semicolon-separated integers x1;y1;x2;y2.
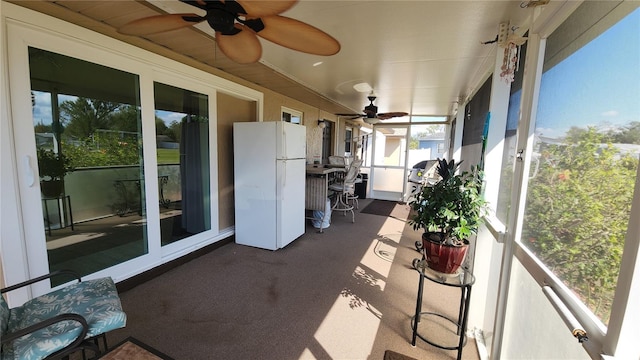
499;26;527;83
501;42;519;83
482;23;527;83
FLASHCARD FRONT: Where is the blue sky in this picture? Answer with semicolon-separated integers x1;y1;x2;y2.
155;110;186;125
32;92;74;126
534;8;639;139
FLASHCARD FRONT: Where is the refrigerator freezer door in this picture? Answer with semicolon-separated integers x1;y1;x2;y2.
233;122;277;250
276;122;306;160
276;158;306;248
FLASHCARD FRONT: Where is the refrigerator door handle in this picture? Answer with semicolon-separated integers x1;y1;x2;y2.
282;160;286;189
282;126;287;158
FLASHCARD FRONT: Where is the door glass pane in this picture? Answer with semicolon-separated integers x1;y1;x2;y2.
521;9;639;325
29;48;146;285
408;124;446;165
154;82;211;246
321;121;332;164
404;124;445;202
371;126;407;199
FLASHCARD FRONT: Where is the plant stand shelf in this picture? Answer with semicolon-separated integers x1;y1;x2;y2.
410;261;475;360
42;195;74;236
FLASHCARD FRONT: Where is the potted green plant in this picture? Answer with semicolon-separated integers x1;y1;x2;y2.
37;148;74;197
408;158;487;274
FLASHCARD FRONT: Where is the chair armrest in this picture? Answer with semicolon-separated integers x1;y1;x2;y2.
1;313;88;345
1;270;81;294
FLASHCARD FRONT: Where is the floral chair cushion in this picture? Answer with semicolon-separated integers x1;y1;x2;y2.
0;295;9;336
2;277;126;360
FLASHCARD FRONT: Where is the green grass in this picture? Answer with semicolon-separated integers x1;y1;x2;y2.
157;148;180;164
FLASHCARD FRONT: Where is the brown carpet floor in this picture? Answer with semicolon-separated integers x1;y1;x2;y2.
100;337;174;360
105;199;480;360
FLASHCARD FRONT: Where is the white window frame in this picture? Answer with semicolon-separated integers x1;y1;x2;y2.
281;106;302;124
345;126;353;156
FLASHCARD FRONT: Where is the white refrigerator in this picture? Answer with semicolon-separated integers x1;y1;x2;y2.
233;121;306;250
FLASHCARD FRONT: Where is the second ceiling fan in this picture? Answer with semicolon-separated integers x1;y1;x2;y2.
118;0;340;64
338;94;408;124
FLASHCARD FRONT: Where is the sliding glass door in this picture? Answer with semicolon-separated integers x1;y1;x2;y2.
10;36;218;292
28;47;148;286
22;48;219;286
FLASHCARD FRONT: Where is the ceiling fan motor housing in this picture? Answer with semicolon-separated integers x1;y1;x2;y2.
336;94;407;122
364;96;378;117
205;10;238;34
183;0;256;35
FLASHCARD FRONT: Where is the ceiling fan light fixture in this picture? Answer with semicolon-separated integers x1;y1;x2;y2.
363;117;380;125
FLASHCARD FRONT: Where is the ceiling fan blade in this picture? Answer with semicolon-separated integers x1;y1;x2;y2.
237;0;298;17
377;112;409;120
118;14;203;36
337;113;366;120
257;16;340;56
216;24;262;64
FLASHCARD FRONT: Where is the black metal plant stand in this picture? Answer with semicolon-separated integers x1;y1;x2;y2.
410;260;475;360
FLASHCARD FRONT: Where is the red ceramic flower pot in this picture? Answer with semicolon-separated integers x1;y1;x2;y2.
422;233;469;274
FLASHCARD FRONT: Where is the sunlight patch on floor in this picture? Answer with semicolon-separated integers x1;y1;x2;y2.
360;231;402;290
307;214;407;359
310;293;383;359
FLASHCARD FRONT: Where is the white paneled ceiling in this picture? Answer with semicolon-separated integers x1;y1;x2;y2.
257;0;533;116
10;0;537;119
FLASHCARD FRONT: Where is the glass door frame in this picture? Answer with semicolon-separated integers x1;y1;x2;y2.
152;70;220;258
7;21;160;296
368;123;411;201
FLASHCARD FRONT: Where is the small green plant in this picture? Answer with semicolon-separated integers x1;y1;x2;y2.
408;158;488;245
37;148;74;181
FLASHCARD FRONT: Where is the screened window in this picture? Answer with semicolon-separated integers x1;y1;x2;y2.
520;7;639;327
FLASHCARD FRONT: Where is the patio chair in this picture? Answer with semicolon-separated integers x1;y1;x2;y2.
328;156;349;168
329;159;363;223
1;270;127;360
